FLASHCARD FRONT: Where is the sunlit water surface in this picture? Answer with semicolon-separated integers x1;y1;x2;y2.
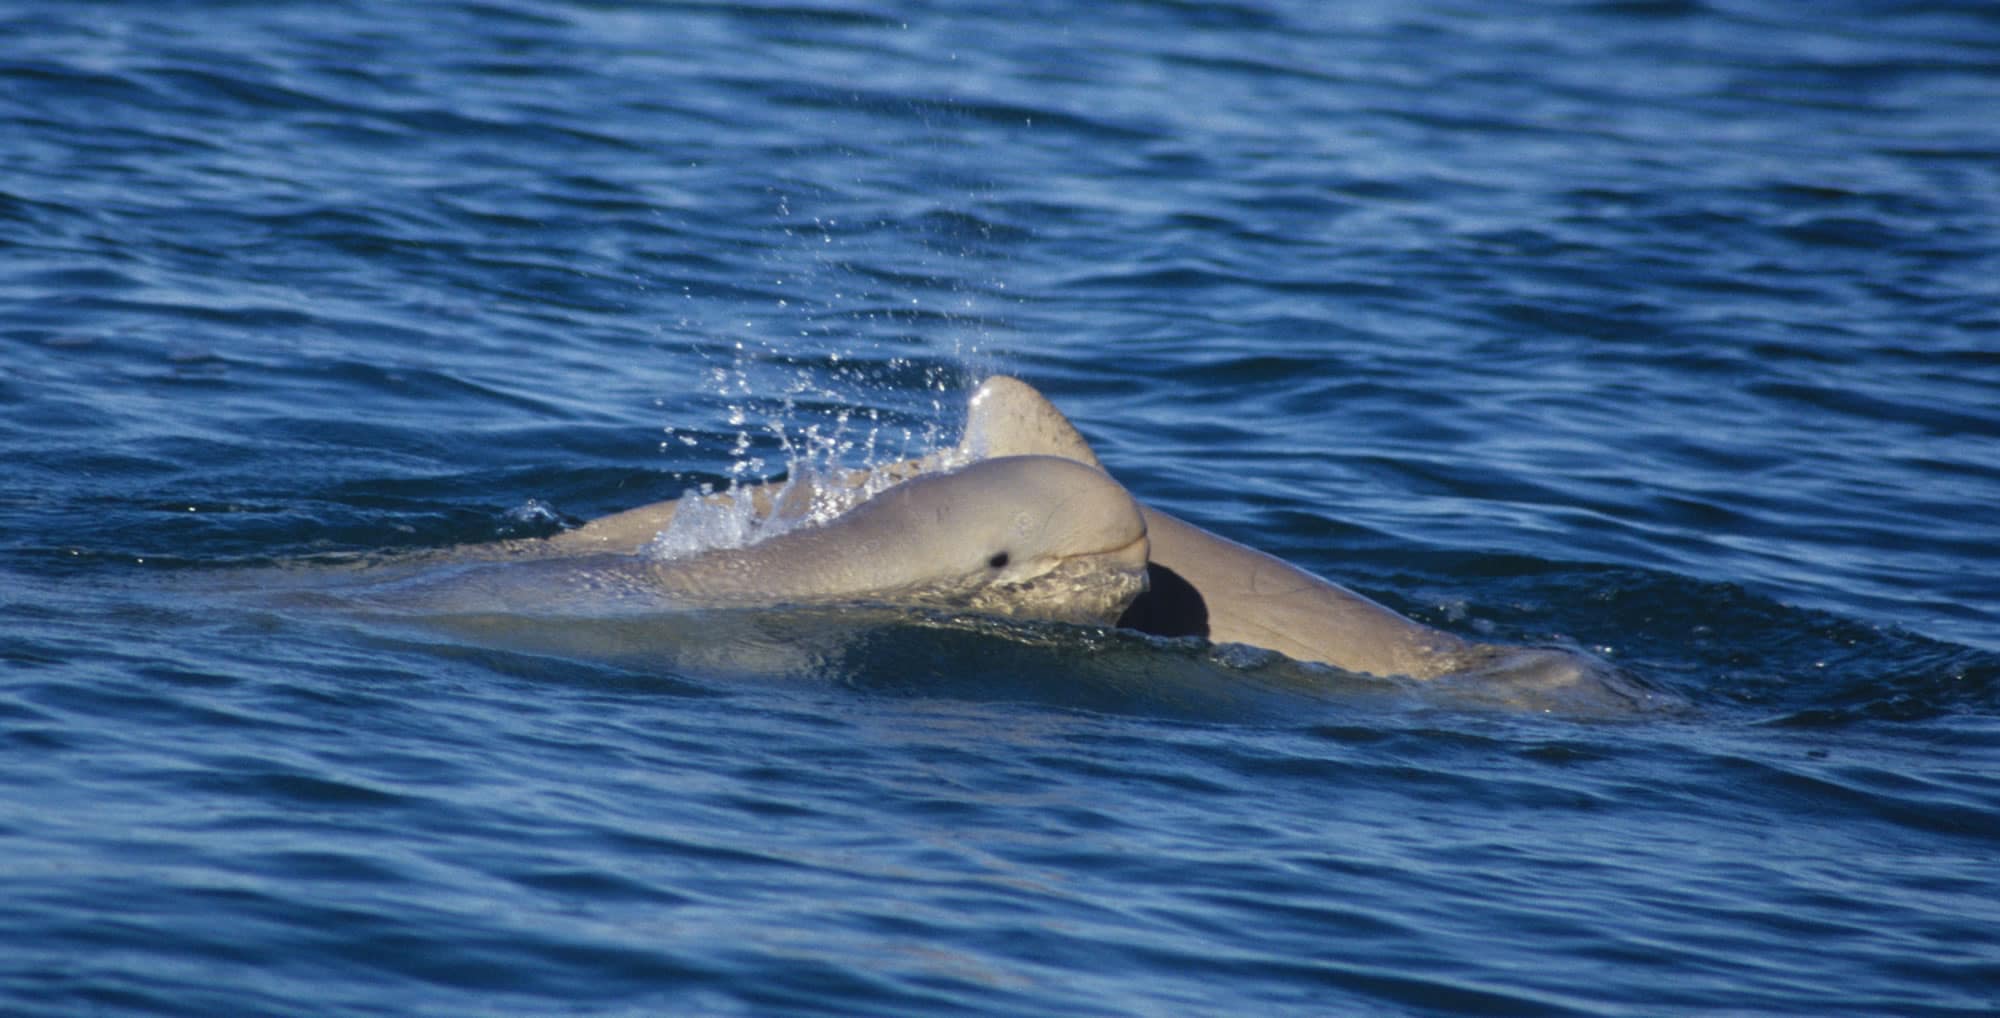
3;1;1998;1015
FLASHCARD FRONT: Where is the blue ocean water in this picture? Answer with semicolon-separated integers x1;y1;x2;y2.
4;0;1999;1014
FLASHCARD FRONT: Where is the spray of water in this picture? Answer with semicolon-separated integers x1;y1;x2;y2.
644;167;1007;557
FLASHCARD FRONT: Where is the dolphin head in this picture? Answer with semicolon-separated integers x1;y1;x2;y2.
338;455;1147;627
801;455;1149;625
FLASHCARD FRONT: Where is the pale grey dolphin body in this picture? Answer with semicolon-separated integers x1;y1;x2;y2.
306;455;1151;628
402;376;1611;695
959;377;1613;688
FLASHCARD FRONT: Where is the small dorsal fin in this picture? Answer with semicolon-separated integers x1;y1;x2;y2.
957;376;1105;469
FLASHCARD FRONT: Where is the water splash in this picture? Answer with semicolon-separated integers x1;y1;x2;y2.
645;168;1006;558
643;351;971;559
643;465;828;560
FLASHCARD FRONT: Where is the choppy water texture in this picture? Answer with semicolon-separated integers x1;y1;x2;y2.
5;1;2000;1014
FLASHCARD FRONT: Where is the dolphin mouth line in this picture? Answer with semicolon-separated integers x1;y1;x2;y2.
954;531;1150;626
1093;533;1150;571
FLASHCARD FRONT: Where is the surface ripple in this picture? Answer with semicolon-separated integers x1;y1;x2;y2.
5;0;2000;1015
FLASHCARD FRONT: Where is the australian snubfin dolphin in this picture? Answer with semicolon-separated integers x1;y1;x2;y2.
395;374;1608;692
326;455;1151;628
953;377;1459;675
958;377;1608;685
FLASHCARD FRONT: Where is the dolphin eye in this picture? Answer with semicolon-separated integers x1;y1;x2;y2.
987;551;1009;569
